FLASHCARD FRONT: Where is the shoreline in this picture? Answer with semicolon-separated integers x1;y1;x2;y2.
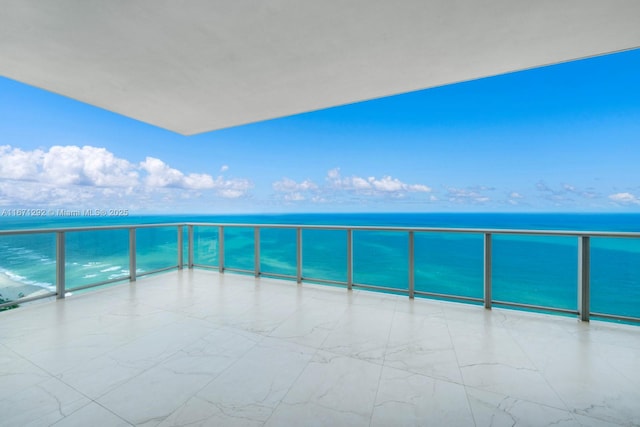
0;271;53;301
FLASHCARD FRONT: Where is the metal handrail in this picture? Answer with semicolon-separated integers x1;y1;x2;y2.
0;222;185;236
184;222;640;238
1;222;639;323
4;222;640;237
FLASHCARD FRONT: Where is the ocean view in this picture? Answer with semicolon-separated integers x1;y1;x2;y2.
3;8;640;425
2;213;639;320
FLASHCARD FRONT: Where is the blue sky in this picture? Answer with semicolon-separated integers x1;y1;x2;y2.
1;48;639;214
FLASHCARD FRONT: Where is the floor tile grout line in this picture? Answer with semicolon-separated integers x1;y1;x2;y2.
48;288;252;404
155;323;267;424
261;346;322;427
48;399;135;427
443;303;479;427
314;292;354;351
501;317;577;415
462;384;586;414
368;304;399;426
97;281;268;423
158;360;256;425
0;347;135;426
3;269;640;426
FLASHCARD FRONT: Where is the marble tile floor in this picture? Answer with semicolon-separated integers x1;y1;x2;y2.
0;269;638;427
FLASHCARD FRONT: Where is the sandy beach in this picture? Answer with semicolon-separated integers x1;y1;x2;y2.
0;271;53;301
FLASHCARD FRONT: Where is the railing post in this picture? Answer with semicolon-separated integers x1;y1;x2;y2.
347;229;353;290
177;226;184;269
296;227;302;283
408;231;415;299
484;233;492;309
188;225;194;269
578;236;590;322
254;227;260;278
56;231;65;299
129;228;136;282
218;226;225;273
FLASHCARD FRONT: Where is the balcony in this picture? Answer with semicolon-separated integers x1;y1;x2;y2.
1;223;639;425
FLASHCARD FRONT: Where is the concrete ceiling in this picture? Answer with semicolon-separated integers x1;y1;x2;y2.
1;1;639;135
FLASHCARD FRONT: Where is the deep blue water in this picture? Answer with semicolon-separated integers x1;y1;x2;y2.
1;213;639;320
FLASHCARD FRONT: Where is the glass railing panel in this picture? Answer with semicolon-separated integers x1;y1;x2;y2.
353;230;408;291
223;227;255;272
136;226;178;273
193;226;219;267
414;232;483;300
66;229;129;290
591;237;640;319
0;233;56;304
182;226;188;267
493;234;577;311
260;228;296;277
302;229;347;283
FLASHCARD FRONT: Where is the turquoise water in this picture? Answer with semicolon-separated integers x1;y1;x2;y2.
1;213;639;320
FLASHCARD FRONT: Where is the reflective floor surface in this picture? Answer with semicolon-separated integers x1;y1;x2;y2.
1;270;638;426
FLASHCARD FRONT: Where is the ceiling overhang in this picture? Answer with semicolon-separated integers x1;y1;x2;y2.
1;0;639;135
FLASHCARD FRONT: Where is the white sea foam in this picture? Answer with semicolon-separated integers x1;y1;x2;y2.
0;267;54;288
0;268;54;300
4;246;53;263
100;266;121;273
0;268;28;283
82;262;105;267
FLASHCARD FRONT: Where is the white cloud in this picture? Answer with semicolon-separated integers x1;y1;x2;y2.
183;173;216;190
284;192;305;201
273;177;318;193
272;177;319;202
446;187;492;204
536;181;601;204
0;145;253;208
0;145;43;180
220;165;229;173
327;168;340;180
141;157;220;190
217;189;245;199
505;191;525;206
272;170;431;204
211;176;253;198
351;176;371;190
140;157;186;188
140;157;251;196
609;192;640;205
0;145;138;186
46;146;138;187
0;180;130;208
370;176;403;192
327;168;431;195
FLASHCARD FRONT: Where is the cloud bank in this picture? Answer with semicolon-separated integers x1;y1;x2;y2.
0;145;252;210
1;145;636;212
609;192;640;205
272;168;432;204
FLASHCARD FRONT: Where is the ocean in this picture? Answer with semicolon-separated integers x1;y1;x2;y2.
1;213;639;321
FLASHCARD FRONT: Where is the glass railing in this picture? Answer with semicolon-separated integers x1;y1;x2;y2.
1;222;639;323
